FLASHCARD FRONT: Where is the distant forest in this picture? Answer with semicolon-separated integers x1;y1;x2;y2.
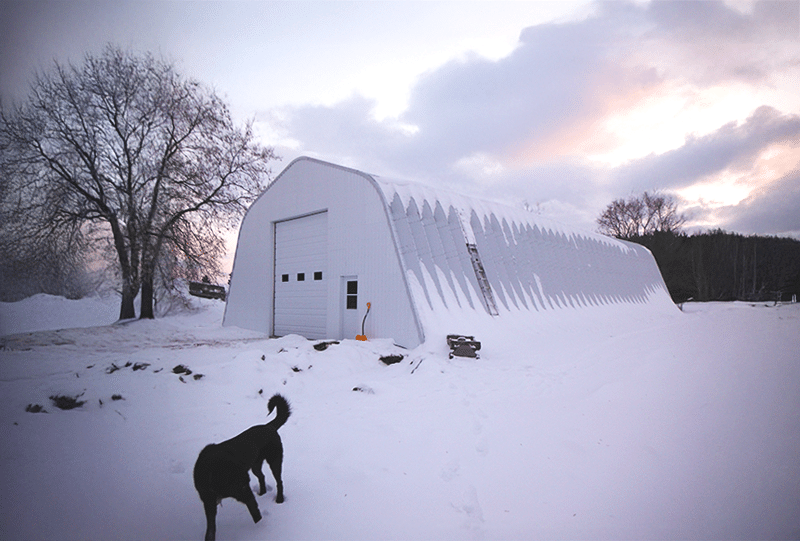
627;230;800;303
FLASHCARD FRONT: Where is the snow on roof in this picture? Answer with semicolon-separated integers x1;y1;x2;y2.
370;174;673;319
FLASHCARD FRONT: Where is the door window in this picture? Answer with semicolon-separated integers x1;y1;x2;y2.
346;280;358;309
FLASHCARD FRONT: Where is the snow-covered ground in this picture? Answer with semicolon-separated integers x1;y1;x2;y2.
1;294;799;540
0;293;121;336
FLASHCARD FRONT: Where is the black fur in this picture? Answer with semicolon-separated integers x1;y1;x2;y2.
193;394;291;541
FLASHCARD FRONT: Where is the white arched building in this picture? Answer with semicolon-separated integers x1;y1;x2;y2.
223;157;676;348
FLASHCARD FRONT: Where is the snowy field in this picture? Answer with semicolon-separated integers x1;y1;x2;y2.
1;294;799;540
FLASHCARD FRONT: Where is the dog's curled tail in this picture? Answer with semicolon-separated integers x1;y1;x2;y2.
267;394;291;429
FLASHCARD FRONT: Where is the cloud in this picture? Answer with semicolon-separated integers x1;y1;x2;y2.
273;2;661;174
400;15;661;168
646;0;798;43
644;0;800;84
264;0;800;236
270;96;401;163
612;106;800;193
717;168;800;237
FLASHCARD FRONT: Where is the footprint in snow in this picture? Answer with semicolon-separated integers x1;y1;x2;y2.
440;460;459;482
452;485;485;537
475;436;489;457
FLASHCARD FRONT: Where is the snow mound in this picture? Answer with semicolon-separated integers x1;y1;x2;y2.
0;294;120;336
1;297;799;540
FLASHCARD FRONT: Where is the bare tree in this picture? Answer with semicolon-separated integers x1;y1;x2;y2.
597;191;685;239
0;209;95;301
0;45;276;319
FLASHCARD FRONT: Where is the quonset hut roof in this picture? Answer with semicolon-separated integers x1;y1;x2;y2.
224;156;676;348
370;173;674;325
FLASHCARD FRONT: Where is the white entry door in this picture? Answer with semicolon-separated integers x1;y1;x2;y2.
340;276;361;340
273;212;328;338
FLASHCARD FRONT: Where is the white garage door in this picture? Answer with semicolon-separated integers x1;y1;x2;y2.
273;211;328;338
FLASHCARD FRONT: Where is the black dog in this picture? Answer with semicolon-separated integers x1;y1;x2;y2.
193;394;291;541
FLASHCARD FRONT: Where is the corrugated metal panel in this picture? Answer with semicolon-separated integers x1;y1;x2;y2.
373;176;674;316
225;156;675;350
273;211;328;338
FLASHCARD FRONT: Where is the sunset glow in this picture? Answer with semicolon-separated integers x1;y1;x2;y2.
1;0;798;237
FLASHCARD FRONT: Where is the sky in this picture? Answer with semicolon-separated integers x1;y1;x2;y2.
1;0;799;238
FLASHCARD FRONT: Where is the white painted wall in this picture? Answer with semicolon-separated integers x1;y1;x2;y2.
224;158;424;348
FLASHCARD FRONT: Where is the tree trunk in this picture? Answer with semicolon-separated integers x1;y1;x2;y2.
119;285;137;320
139;228;157;319
751;241;757;298
140;273;155;319
108;215;139;320
139;237;160;320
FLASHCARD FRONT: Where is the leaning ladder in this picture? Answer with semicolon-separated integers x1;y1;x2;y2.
455;208;500;316
466;243;499;316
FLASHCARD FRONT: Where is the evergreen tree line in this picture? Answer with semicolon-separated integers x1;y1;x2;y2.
627;230;800;303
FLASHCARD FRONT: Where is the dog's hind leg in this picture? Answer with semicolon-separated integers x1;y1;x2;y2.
201;498;217;541
267;456;284;503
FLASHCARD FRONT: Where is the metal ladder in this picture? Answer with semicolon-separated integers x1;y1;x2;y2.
466;243;499;316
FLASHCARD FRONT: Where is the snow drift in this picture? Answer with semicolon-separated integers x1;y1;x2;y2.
1;295;799;540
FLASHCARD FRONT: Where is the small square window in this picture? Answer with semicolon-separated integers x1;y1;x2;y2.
314;271;323;281
347;280;358;295
297;273;305;281
282;274;289;282
346;295;358;310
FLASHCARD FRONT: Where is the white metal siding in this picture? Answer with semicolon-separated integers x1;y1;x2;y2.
376;178;674;316
227;157;673;350
273;211;328;338
225;158;424;348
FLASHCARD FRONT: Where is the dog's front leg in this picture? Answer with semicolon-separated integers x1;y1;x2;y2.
242;491;262;524
232;482;263;524
202;499;217;541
